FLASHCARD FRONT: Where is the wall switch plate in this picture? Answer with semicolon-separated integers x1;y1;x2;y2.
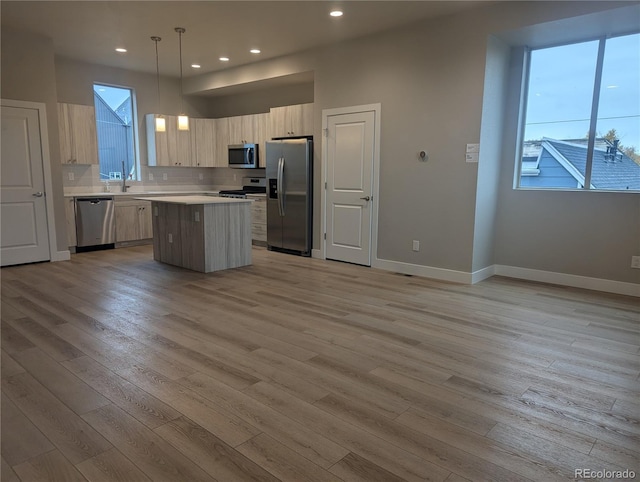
412;240;420;251
632;256;640;269
194;211;200;222
68;172;74;181
168;233;173;243
163;173;168;181
198;173;204;180
148;172;154;181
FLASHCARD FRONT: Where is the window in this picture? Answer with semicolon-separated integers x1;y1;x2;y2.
93;84;139;181
518;33;640;191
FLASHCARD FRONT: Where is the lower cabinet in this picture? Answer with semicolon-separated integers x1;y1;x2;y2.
65;197;77;248
115;200;152;243
248;195;266;244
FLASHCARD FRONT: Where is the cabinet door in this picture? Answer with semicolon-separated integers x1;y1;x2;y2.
147;114;176;166
57;103;99;164
176;125;193;167
58;104;73;164
269;104;314;138
115;203;140;242
269;106;289;139
228;116;243;144
193;118;215;167
253;113;269;167
65;197;77;247
300;103;314;137
214;117;229;167
70;104;99;164
138;202;153;239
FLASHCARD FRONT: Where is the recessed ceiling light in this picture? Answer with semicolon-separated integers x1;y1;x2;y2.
115;47;127;53
250;49;261;54
219;57;230;62
330;10;343;17
191;64;201;69
607;85;619;89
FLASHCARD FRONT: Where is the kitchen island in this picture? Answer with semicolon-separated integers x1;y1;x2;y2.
135;196;253;273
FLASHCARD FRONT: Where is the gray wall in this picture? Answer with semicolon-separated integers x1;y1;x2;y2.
494;47;640;284
472;35;511;273
1;28;67;252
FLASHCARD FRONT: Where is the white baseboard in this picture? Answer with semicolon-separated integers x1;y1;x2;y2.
51;250;71;262
494;265;640;297
373;258;471;284
312;249;324;259
471;265;495;284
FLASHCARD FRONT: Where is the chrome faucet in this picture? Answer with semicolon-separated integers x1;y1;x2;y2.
121;160;130;192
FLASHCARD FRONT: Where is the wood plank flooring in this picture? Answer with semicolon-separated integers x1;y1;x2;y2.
2;245;639;481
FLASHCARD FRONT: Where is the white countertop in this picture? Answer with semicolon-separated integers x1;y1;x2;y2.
67;190;220;198
135;195;252;205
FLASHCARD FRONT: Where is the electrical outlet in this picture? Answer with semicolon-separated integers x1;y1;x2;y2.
198;173;204;180
631;256;640;269
412;240;420;252
163;173;168;181
233;173;237;181
168;233;173;243
67;172;74;181
194;211;200;222
148;172;154;181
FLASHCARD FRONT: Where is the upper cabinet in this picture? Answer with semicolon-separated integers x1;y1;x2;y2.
58;103;99;164
146;114;192;167
192;118;216;168
269;103;314;139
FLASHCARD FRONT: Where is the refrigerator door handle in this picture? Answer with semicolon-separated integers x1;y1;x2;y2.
277;157;284;217
280;157;286;216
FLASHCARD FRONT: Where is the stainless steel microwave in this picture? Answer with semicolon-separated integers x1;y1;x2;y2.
228;143;259;169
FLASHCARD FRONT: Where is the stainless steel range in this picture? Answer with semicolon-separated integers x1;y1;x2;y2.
219;177;266;198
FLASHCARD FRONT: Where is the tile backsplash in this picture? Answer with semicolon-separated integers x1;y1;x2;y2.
61;164;264;193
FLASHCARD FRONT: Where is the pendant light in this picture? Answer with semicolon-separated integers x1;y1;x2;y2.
175;27;189;131
151;36;166;132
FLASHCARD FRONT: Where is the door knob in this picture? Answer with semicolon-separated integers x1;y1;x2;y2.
360;196;371;201
33;192;44;197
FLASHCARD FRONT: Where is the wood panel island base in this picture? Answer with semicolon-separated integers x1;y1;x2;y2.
136;196;253;273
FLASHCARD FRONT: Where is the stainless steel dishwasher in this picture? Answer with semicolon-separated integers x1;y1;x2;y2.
75;197;115;248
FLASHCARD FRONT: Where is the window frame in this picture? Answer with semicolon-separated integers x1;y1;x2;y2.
93;82;142;182
515;32;640;193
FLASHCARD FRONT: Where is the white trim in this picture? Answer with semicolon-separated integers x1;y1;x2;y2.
372;258;472;284
1;99;62;264
321;103;381;265
471;265;495;284
52;250;71;262
494;265;640;297
311;248;323;259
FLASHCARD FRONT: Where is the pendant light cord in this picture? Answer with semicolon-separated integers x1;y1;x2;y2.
152;36;161;113
176;27;186;115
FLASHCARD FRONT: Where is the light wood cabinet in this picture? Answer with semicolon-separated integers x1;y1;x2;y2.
146;114;193;167
269;103;314;139
247;195;267;244
65;197;77;247
213;117;229;167
115;200;152;243
58;103;99;164
192;118;216;167
227;114;255;145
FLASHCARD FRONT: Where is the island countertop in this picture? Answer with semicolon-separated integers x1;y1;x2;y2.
134;195;252;205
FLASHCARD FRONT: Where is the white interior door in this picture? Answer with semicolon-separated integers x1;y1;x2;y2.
1;105;51;266
325;110;375;266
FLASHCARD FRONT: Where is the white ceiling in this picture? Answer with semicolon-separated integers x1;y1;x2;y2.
1;1;492;79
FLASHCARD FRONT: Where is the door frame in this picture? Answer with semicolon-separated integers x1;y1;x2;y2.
1;98;66;263
320;103;381;264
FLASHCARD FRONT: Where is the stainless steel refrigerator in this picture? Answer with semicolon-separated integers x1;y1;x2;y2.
266;137;313;256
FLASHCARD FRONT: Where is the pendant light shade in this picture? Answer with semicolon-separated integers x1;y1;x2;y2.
151;36;165;132
175;27;189;131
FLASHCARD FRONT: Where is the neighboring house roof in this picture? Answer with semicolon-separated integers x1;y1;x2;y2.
522;138;640;190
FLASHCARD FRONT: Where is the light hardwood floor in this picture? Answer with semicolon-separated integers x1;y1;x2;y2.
2;245;639;481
